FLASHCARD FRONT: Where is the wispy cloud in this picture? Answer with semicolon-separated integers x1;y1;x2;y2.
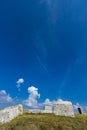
31;33;49;74
0;90;13;103
40;0;58;23
16;78;24;90
34;50;49;73
58;67;71;96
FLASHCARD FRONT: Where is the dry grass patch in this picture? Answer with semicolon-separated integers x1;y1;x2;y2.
0;113;87;130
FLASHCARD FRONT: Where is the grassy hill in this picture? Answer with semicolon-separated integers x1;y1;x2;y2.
0;112;87;130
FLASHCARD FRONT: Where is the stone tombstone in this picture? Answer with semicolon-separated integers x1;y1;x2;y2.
78;107;83;114
54;100;74;117
43;105;52;113
0;104;23;124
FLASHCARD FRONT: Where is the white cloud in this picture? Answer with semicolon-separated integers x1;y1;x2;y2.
0;90;12;103
23;86;74;110
23;85;55;109
23;86;40;108
44;98;53;106
23;86;54;109
73;103;81;109
0;90;7;95
55;99;73;105
16;78;24;88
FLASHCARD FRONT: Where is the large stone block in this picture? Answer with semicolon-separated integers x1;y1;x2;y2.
43;105;52;113
0;104;23;124
54;101;74;117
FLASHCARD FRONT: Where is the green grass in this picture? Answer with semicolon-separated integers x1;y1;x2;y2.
0;113;87;130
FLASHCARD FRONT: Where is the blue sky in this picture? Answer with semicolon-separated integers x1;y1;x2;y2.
0;0;87;110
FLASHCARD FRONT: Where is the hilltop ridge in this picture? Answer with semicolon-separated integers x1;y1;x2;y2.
0;112;87;130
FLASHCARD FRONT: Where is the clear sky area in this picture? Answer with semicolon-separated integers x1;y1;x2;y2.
0;0;87;111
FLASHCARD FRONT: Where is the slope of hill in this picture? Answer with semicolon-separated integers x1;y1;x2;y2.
0;112;87;130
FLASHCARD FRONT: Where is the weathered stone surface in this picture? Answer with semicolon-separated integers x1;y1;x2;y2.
0;104;23;124
54;101;74;117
